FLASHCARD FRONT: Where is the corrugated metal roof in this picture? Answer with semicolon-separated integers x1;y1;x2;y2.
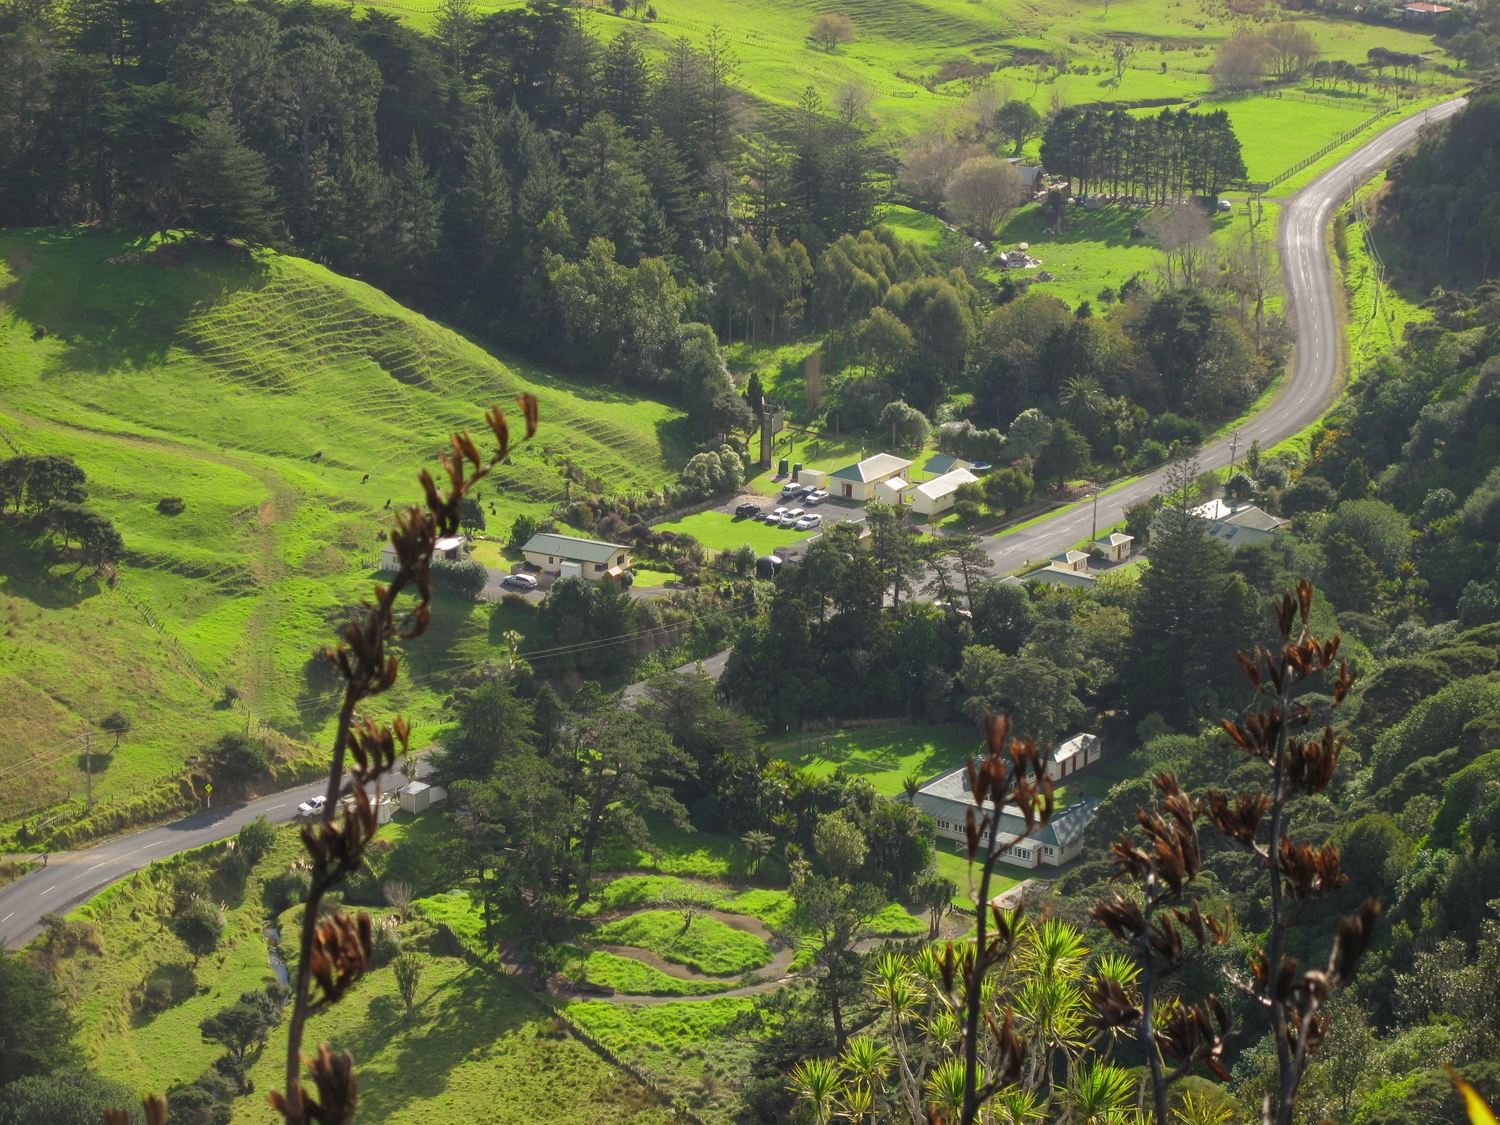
522;533;630;566
914;766;1101;848
828;452;913;483
912;467;978;500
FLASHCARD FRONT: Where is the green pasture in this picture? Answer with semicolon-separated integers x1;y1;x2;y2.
0;228;687;825
360;0;1447;144
1156;95;1379;183
768;723;982;795
650;509;817;553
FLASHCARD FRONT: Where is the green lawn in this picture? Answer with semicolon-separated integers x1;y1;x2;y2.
630;566;679;587
651;510;817;554
592;910;773;975
769;723;982;796
0;228;689;834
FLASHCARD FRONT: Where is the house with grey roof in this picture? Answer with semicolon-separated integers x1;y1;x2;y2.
828;453;914;502
521;532;632;580
923;454;971;478
912;764;1102;869
1023;561;1097;589
1147;499;1287;550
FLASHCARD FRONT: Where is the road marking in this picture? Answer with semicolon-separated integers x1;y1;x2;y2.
1;913;12;923
38;885;55;896
86;862;108;873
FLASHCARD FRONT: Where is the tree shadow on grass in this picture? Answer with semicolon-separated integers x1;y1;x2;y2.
6;228;270;376
335;965;538;1121
0;524;99;609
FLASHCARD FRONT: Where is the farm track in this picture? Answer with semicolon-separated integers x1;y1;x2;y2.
977;97;1469;575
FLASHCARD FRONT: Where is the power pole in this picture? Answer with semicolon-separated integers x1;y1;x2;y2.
84;732;94;812
1091;484;1100;542
1228;429;1241;479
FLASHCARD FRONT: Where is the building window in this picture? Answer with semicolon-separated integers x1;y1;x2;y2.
548;557;555;564
618;555;625;564
1044;846;1055;856
595;563;605;572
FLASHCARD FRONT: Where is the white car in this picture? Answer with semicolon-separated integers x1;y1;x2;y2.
805;489;829;505
294;795;327;822
794;513;822;531
779;508;805;528
765;506;788;525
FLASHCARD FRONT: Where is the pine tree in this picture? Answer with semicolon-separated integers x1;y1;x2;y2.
177;111;277;244
389;138;442;295
1125;462;1256;723
1322;532;1381;612
458;112;511;275
600;33;651;138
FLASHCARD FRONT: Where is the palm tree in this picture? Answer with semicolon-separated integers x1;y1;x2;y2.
741;829;775;874
1060;376;1105;430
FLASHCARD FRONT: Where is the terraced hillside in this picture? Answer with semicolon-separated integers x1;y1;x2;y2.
0;228;688;828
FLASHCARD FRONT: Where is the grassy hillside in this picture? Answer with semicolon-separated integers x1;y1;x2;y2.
380;0;1445;142
0;228;687;828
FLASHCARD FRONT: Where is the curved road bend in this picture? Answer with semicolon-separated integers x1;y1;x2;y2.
979;97;1468;576
0;765;414;951
0;100;1467;953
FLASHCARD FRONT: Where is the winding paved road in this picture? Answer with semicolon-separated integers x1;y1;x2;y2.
0;765;413;950
0;100;1467;953
978;97;1467;574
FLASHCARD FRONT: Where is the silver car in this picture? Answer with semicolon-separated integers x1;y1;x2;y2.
779;508;805;528
805;489;829;505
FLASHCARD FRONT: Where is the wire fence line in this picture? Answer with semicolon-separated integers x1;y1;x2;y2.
1263;105;1394;190
108;582;220;694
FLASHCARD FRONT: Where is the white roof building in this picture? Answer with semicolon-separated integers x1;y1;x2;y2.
907;467;979;515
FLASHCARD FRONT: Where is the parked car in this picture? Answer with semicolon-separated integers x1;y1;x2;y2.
781;482;805;498
765;506;789;525
794;513;822;530
734;502;761;518
294;795;327;822
501;572;538;590
779;508;805;528
969;461;992;472
805;488;829;505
